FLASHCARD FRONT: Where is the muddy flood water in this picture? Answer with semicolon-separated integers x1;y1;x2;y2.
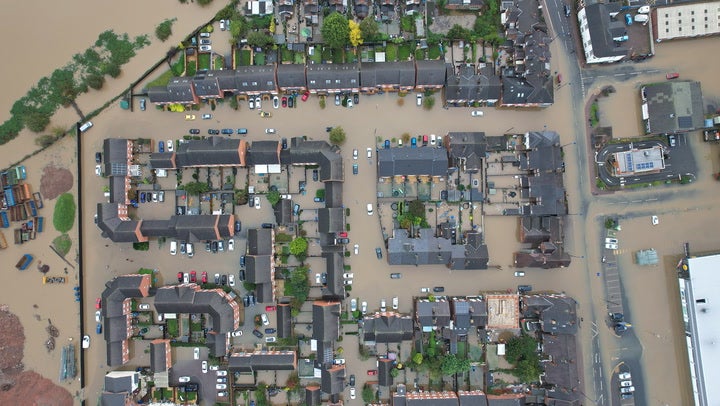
1;1;720;404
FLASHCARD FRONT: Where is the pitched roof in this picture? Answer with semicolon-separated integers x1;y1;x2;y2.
583;3;629;60
101;274;151;366
305;384;322;406
277;302;293;338
150;339;171;372
192;71;222;98
312;301;341;342
416;298;451;330
415;60;446;87
307;63;360;92
318;208;345;234
323;252;346;299
277;62;307;89
154;285;239;333
234;65;277;93
175;136;245;167
447;132;487;173
377;147;448;177
321;365;346;395
378;358;394;386
523;294;578;335
228;350;297;372
362;312;414;342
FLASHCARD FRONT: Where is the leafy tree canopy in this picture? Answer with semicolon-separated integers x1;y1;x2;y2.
321;12;350;49
329;126;346;145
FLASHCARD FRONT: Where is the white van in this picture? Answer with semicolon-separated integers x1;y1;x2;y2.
79;121;93;132
170;240;177;255
634;14;648;24
638;5;650;13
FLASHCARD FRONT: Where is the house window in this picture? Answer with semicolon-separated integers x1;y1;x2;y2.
691;18;694;22
692;26;695;30
679;27;682;31
666;28;669;33
678;12;681;16
691;10;694;15
665;21;669;25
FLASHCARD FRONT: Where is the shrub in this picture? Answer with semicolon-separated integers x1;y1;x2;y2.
52;234;72;256
53;193;76;233
155;18;176;42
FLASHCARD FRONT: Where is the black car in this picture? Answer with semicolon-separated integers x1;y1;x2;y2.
518;285;533;293
312;169;319;181
248;196;255;207
208;129;220;135
281;138;288;149
261;223;275;229
95;152;102;163
239;270;246;281
563;4;570;16
433;286;445;293
243;295;251;307
221;274;227;285
288;95;294;108
264;328;276;334
205;241;212;252
240;255;246;267
190;128;200;134
221;128;234;135
211;241;219;253
353;93;359;104
321;273;327;284
252;329;264;338
234;221;242;233
349;375;356;386
180;241;187;254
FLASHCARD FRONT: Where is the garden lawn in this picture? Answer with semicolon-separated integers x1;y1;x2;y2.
53;193;76;233
399;44;412;61
52;234;72;256
145;69;174;88
198;53;211;70
386;43;398;61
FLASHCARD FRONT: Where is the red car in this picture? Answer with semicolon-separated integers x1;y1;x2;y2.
265;305;276;311
190;270;197;283
177;272;183;283
367;370;378;376
666;72;680;80
95;298;102;309
201;271;208;284
301;90;310;101
281;97;287;108
338;232;348;238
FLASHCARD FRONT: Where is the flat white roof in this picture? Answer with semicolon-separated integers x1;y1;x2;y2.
685;254;720;406
613;146;665;175
655;1;720;41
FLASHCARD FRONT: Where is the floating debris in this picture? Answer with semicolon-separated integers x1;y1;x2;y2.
46;321;59;338
45;337;55;352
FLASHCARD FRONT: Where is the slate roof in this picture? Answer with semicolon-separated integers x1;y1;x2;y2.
323;252;345;299
305;384;322;406
354;0;370;18
101;274;151;366
324;181;344;209
520;131;563;173
307;64;360;92
234;65;277;93
150;339;171;372
644;80;705;134
277;302;293;338
175;136;245;167
248;140;281;165
321;365;346;395
147;77;197;104
103;138;132;177
277;64;307;90
361;62;416;89
445;64;502;103
248;228;274;255
583;3;628;61
416;298;451;330
274;198;294;226
206;331;229;357
523;294;578;335
154;285;239;333
377;147;448;177
501;75;553;106
447;132;487;173
148;152;176;170
415;60;447;87
312;301;341;342
227;350;297;372
104;371;139;393
542;334;580;400
521;173;567;216
362;313;414;342
318;207;345;234
378;358;394;386
387;228;488;270
193;71;223;98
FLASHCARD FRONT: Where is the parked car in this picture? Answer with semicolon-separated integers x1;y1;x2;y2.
265;128;276;134
229;274;235;287
218;240;224;252
96;298;102;309
353;93;359;104
620;380;633;387
201;271;208;284
201;114;212;120
189;128;200;134
96;323;103;334
179;376;190;383
177;272;183;283
194;347;200;359
219;20;226;30
433;286;445;293
411;137;417;148
200;44;212;51
208;129;220;135
367;147;372;158
170;240;177;255
638;5;650;13
563;3;570;16
255;96;262;109
349;374;356;386
95;310;102;322
618;372;632;380
216;384;227;390
471;110;484;117
254;196;261;209
237;128;248;135
416;93;423;106
221;128;233;135
652;215;659;225
390;273;402;279
228;239;234;251
353;244;359;255
514;271;526;277
190;270;196;283
95;152;102;163
301;90;310;101
421;287;430;293
202;361;208;373
367;203;374;215
214;273;221;284
380;299;387;312
221;274;227;285
273;96;279;109
231;330;243;337
352;163;359;175
265;336;277;343
624;13;632;25
252;329;264;338
667;134;677;147
376;247;383;259
261;314;270;325
281;138;288;149
361;301;367;313
367;370;378;376
392;296;399;310
343;273;354;279
353;148;358;159
350;299;357;312
185;114;196;120
82;335;90;349
335;94;341;106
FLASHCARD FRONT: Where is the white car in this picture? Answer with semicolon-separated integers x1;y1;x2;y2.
229;274;235;287
228;239;234;251
254;196;261;209
605;238;618;244
392;296;399;310
315;273;322;284
651;215;659;225
170;240;177;255
261;313;270;326
202;361;208;373
367;203;374;215
179;376;190;383
82;335;90;349
421;287;430;293
618;372;631;380
350;298;357;312
265;336;277;343
219;20;226;30
361;301;367;313
255;97;262;110
471;110;484;117
167;140;173;152
249;98;255;109
638;5;650;13
605;243;618;250
416;94;423;106
353;149;358;159
193;347;200;360
95;165;102;176
350;387;356;399
216;384;227;390
138;304;150;310
265;128;276;134
514;271;526;277
95;310;102;322
354;244;359;255
183;273;189;284
343;273;354;279
199;45;212;52
216;370;227;376
202;113;212;119
367;147;372;158
231;330;243;337
344;279;353;285
620;380;633;387
380;299;387;312
273;96;279;109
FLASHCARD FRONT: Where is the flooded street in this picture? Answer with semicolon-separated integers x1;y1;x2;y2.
0;0;719;402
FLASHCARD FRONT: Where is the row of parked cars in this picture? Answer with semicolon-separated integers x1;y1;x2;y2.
138;191;164;203
176;270;235;286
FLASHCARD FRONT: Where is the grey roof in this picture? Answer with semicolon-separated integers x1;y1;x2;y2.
307;63;360;92
452;299;472;330
175;136;244;167
362;313;414;342
321;365;346;395
543;335;581;402
104;372;139;393
467;296;487;327
521;131;563;172
215;70;238;91
109;176;127;204
523;294;577;335
324;181;344;208
415;60;446;87
645;80;705;134
361;62;416;89
166;214;230;241
274;198;294;226
206;331;229;357
228;350;297;372
388;228;488;270
103;138;131;177
447;132;486;173
277;63;307;90
305;384;322;406
445;64;502;103
378;358;394;386
150;340;171;372
248;228;274;255
312;301;341;342
100;392;132;406
148;152;176;170
377;147;448;177
583;3;629;60
323;252;345;299
501;75;553;106
248;140;281;165
354;0;369;18
100;274;150;366
287;138;343;181
247;255;272;283
277;303;293;338
193;71;222;98
416;298;451;330
234;65;277;93
318;208;345;234
521;173;567;216
154;285;239;333
147;86;173;104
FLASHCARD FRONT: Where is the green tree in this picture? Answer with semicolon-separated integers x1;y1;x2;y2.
247;31;274;48
184;181;210;195
229;18;250;43
24;110;51;133
321;12;350;49
267;190;281;206
155;18;176;42
362;384;375;403
423;95;435;110
196;0;214;5
289;237;308;257
35;134;56;148
234;188;249;205
360;17;380;41
408;199;425;217
390;367;400;377
86;73;105;90
329;126;346;145
413;352;424;365
447;24;472;41
104;63;122;78
505;334;538;363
